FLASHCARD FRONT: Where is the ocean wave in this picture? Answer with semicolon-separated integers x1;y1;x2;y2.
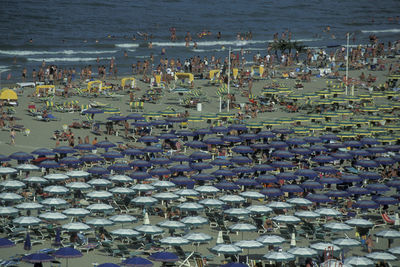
0;65;10;73
361;29;400;34
27;57;111;63
0;49;118;56
115;43;140;48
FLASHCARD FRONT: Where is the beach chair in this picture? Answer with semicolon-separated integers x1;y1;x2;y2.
46;101;54;110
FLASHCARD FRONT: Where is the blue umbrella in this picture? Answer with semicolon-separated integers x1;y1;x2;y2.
229;124;248;131
82;108;103;114
294;169;318;178
257;175;278;184
386;145;400;152
256;131;275;139
22;253;54;263
149;157;172;165
239;133;258;140
271;150;294;158
374;157;396;166
190;151;212;160
132;121;151;127
171;177;195;187
142;146;163;153
148;252;178;262
313;166;339;174
32;148;56;156
343;140;362;148
354;200;379;209
304;136;322;143
355;160;379;168
24;232;31;251
269;141;288;149
290;148;312;155
0;155;10;162
232;146;254;154
326;190;350;198
319;177;342;184
122;257;153;267
360;137;380;145
312;155;335;163
330;152;353;160
212;159;233;166
53;146;77;154
223;135;242;143
59;157;81;166
176;130;196;137
235;178;258;186
221;263;248;267
276;172;298;181
212;169;235;177
130;160;152;168
126;113;145;120
211;126;229;133
301;181;323;190
232;166;255;174
281;184;303;193
253;164;274;172
347;186;370;195
129;172;151;180
108;163;131;172
107;115;127;121
271;161;295;168
320;134;340;141
99;264;121;267
286;138;306;146
80;154;103;162
309;145;328;153
191;162;213;170
138;136;159;143
359;171;381;180
122;148;144;156
170;164;192;173
366;147;387;154
170;154;191;162
195;128;212;135
150;120;169;126
54;247;83;267
375;196;399;205
366;183;390;192
231;156;252;164
260;188;283;197
39;160;60;169
87;166;110;175
0;238;15;248
102;151;124;159
204;137;224;145
386;179;400;188
271;128;294;135
340;174;362;183
165;117;187;123
9;151;34;161
348;149;370;157
149;167;171;176
324;142;345;150
75;143;97;151
215;181;240;190
306;193;332;203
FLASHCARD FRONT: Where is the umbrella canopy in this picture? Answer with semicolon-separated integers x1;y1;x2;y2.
54;247;83;258
39;212;68;221
234;240;264;249
309;242;341;251
160;236;190;246
22;253;54;263
257;235;285;245
184;232;212;243
287;247;317;258
135;225;164;235
263;252;295;262
148;252;179;262
180;216;208;226
332;238;361;247
366;252;397;261
62;222;91;232
0;238;15;248
272;215;300;224
375;230;400;239
86;218;114;227
111;229;140;237
229;223;257;232
157;220;186;230
344;257;374;266
13;216;41;226
212;244;242;255
62;208;90;217
122;257;153;267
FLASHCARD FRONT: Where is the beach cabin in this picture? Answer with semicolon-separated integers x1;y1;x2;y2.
174;73;194;88
86;80;103;93
121;77;136;90
251;65;264;78
36;85;55;97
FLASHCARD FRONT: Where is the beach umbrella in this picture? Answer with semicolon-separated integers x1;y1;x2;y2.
86;218;114;227
354;200;379;209
341;174;362;183
223;135;242;143
53;146;76;154
388;246;400;255
0;238;15;248
87;203;114;213
131;197;158;206
169;164;192;173
244;205;272;215
66;182;91;190
65;170;89;178
44;173;69;182
39;212;67;221
110;187;135;195
272;215;300;224
375;196;399;205
260;188;283;197
315;208;342;217
294;169;318;178
0;192;23;201
375;230;400;239
122;257;153;267
256;175;277;184
16;202;43;210
230;156;252;164
212;169;235;177
216;181;240;190
0;180;25;190
281;184;303;193
287;247;317;258
131;184;155;192
157;220;186;230
13;216;41;226
195;185;220;194
267;201;292;210
234;240;264;250
224;208;251;217
203;137;224;145
332;238;360;247
232;145;254;154
184;232;212;243
294;211;320;219
287;198;312;206
108;163;131;172
62;222;91;232
22;253;54;263
129;172;151;180
239;191;264;199
111;229;140;237
86;190;113;199
212;244;242;255
178;202;204;211
9;151;34;161
190;162;213;171
253;164;274;172
271;161;295;169
54;247;83;267
366;252;397;261
39;160;60;169
180;216;208;226
44;185;69;195
263;251;295;262
87;166;110;175
149;157;171;165
170;154;191;162
135;224;164;235
290;148;312;156
122;148;144;156
345;218;374;228
313;166;339;174
24;232;31;251
309;242;340;251
23;176;48;184
347;186;370;195
219;195;245;203
153;192;179;201
257;235;285;245
190;151;212;160
306;193;331;203
366;183;390;192
110;214;137;224
62;208;90;217
102;151;124;159
344;257;374;266
232;167;255;175
87;178;112;187
160;236;190;246
175;189;199;197
0;167;18;175
198;198;224;207
359;171;381;180
0;207;19;216
149;252;178;262
149;167;171;176
152;180;175;189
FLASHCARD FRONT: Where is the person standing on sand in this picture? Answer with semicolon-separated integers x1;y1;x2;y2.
10;129;16;145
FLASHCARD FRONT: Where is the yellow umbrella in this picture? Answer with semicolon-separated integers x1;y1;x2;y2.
384;125;400;131
361;106;379;113
385;91;399;97
351;118;369;125
358;94;373;100
308;125;325;131
335;110;353;116
377;105;393;111
201;114;219;120
287;94;306;100
381;114;398;120
262;89;279;95
323;123;341;129
294;116;311;122
337;132;357;139
330;98;347;104
321;112;339;118
275;118;295;124
187;116;204;122
353;129;372;136
338;121;355;127
217;112;235;118
293;127;310;134
369;127;386;134
246;122;264;129
263;120;280;127
307;114;325;120
0;89;18;100
367;116;383;122
302;93;319;98
371;92;385;98
378;136;397;143
143;112;161;118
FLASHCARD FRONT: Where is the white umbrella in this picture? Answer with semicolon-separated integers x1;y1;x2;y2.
263;251;295;262
110;187;135;195
184;232;212;243
212;244;242;255
62;222;91;232
315;208;342;217
109;214;137;224
0;207;19;216
65;182;91;190
66;170;90;178
131;196;158;206
344;256;374;266
39;212;68;221
41;198;68;207
160;236;190;246
158;220;187;229
62;208;90;217
16;164;39;172
180;216;208;226
44;173;69;182
23;176;48;184
0;192;23;201
135;224;164;235
224;208;251;216
229;223;257;236
323;222;353;231
332;238;361;247
246;205;272;215
152;180;175;189
13;216;41;226
16;202;43;210
87;178;112;187
309;242;341;251
272;215;300;224
0;167;17;174
110;228;140;237
286;198;312;206
109;175;132;183
267;201;292;209
294;211;320;219
131;184;155;192
87;203;114;213
86;190;113;199
321;259;351;267
239;191;264;199
234;240;264;249
43;185;69;194
175;189;199;197
287;247;317;257
388;246;400;255
366;252;397;261
219;195;245;203
0;180;25;189
257;235;285;245
153;192;179;200
345;218;374;228
178;202;204;211
198;198;224;207
194;185;220;194
375;229;400;239
86;218;114;227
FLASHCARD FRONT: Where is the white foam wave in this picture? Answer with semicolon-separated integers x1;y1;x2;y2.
361;29;400;34
0;65;10;73
115;43;140;48
0;49;117;56
127;49;136;52
27;57;111;62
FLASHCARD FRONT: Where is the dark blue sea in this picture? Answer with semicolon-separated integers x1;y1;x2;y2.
1;0;399;82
